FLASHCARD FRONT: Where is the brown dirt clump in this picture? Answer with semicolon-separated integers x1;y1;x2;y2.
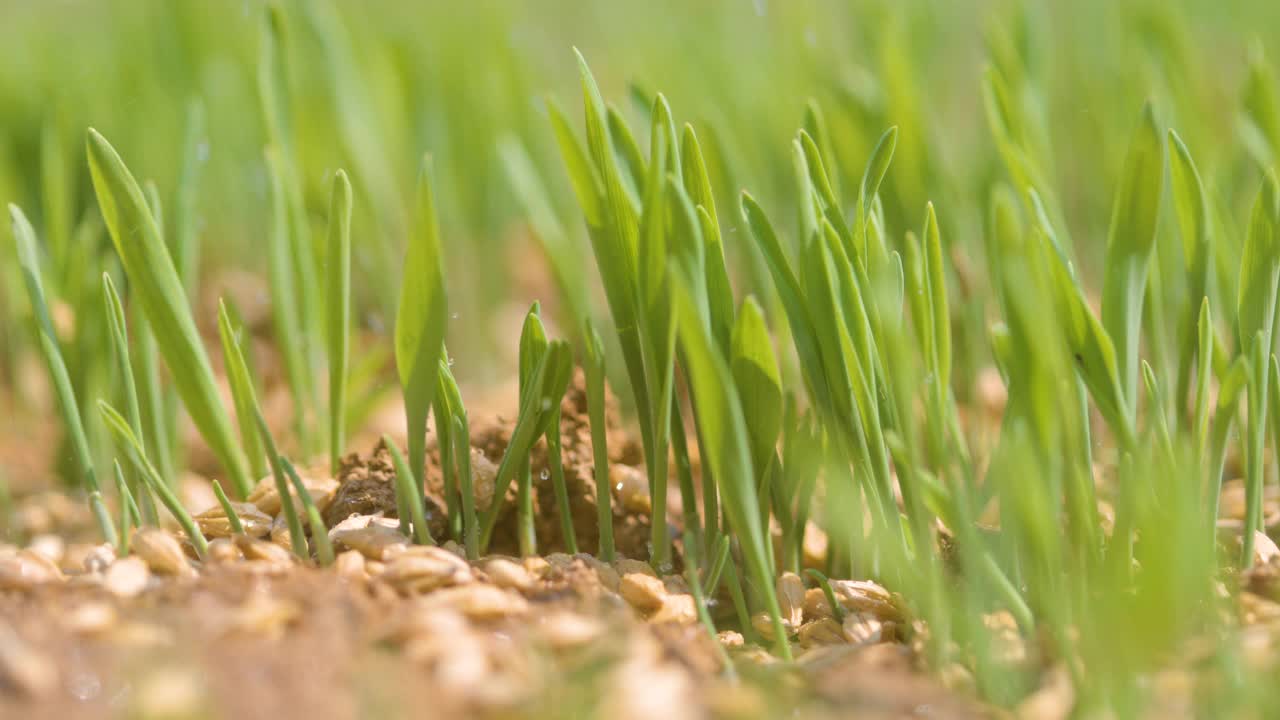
324;371;654;561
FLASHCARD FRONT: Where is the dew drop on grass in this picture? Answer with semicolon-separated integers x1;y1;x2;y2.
447;356;455;367
539;469;549;481
541;397;552;411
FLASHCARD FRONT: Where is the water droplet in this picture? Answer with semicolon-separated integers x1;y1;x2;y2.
615;482;624;492
541;398;552;411
447;356;455;367
539;469;550;481
656;561;674;574
450;312;459;320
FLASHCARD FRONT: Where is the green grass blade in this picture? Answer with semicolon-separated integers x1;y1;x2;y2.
282;457;335;564
1168;130;1212;410
217;301;267;481
1100;103;1164;416
11;205;101;496
672;264;790;660
212;479;245;536
326;169;353;475
396;156;449;503
86;129;250;497
731;296;782;477
383;436;433;546
112;460;136;556
99;400;207;558
583;320;615;561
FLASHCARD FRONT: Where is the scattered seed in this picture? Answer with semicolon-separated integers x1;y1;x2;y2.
620;573;667;613
104;557;150;598
485;558;534;592
131;528;194;576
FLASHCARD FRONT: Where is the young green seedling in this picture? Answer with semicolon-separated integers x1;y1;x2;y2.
217;300;267;482
282;457;335;565
383;436;432;546
212;479;245;536
326;169;353;475
395;156;449;512
582;321;614;562
87;129;251;497
99;401;208;558
217;299;307;558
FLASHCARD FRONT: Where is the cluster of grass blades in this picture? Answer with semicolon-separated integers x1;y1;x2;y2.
8;4;1280;715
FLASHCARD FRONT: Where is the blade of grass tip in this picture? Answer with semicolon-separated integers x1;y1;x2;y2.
583;320;615;561
517;305;550;556
211;479;245;536
326;169;353;475
11;204;100;496
452;416;477;561
87;130;251;497
112;460;137;556
1100;103;1164;419
856;127;899;268
99;400;208;557
102;272;160;524
217;301;268;481
396;156;448;511
282;457;334;565
383;436;433;546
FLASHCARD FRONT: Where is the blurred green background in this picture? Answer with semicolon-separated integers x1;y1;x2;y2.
0;0;1277;389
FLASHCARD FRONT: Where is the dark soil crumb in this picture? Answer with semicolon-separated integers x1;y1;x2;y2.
325;370;655;561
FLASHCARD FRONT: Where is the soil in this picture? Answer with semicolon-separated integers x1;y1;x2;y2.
0;373;990;720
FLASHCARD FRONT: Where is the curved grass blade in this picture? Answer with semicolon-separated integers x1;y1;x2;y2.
99;400;208;558
86;129;250;497
212;479;245;536
384;436;433;546
11;205;100;496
